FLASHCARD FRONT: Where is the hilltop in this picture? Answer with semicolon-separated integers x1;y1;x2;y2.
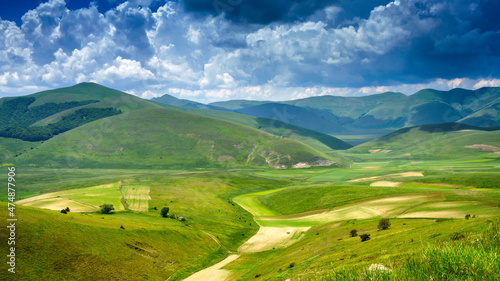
1;83;342;169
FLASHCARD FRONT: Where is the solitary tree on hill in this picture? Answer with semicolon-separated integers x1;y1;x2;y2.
100;204;115;214
161;207;170;218
378;218;391;230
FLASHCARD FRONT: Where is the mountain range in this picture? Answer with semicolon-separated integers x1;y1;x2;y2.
153;87;500;135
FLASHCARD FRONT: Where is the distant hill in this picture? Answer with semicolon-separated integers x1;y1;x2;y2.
154;103;353;152
235;103;346;134
348;122;500;159
13;108;339;169
151;93;227;111
459;98;500;127
201;88;500;134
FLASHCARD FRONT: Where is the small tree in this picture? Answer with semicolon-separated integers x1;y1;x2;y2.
378;218;391;230
60;207;70;214
161;207;170;218
350;229;358;237
360;233;371;242
100;204;115;214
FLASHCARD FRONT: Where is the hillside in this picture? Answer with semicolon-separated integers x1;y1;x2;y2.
202;88;500;134
459;98;500;127
348;122;500;159
151;93;227;111
12;107;339;169
153;103;352;152
235;103;346;134
0;83;163;141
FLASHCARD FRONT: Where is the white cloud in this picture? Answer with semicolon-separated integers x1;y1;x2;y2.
92;56;155;83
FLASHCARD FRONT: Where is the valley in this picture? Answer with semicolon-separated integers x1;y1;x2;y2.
0;83;499;280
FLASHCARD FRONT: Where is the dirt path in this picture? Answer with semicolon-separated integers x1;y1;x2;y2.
182;255;240;281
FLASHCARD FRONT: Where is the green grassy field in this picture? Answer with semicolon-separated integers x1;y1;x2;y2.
2;140;500;280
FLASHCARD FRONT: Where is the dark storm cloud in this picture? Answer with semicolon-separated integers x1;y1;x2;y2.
182;0;346;24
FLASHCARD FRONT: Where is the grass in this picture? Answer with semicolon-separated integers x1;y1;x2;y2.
157;103;353;152
12;108;338;169
2;144;500;280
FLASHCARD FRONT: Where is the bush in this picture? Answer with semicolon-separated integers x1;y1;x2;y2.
100;204;115;214
378;218;391;230
450;232;465;241
360;233;371;242
161;207;170;218
60;207;70;214
350;229;358;237
465;214;471;220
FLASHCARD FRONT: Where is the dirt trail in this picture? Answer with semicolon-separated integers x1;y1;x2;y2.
182;255;240;281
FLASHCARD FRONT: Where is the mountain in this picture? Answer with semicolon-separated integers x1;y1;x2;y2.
281;92;407;124
208;100;269;110
235;103;346;134
154;103;353;152
459;98;500;127
151;93;227;111
1;83;342;168
13;108;339;169
348;122;500;159
202;88;500;134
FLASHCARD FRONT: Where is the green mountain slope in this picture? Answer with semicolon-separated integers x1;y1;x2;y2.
348;122;500;159
151;93;225;110
208;100;269;110
31;83;162;126
459;98;500;127
282;92;407;122
236;103;346;134
206;88;500;133
153;103;352;152
13;108;339;169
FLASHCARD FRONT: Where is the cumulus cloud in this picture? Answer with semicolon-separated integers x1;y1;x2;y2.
0;0;499;102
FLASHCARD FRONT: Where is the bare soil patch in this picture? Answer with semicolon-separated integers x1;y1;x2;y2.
370;181;402;187
238;227;311;253
182;255;240;281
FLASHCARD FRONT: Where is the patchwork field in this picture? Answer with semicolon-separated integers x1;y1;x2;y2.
16;182;125;211
3;150;500;280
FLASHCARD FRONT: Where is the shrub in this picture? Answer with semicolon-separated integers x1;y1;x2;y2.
350;229;358;237
360;234;371;242
161;207;170;218
60;207;70;214
450;232;465;241
465;214;471;220
378;218;391;230
100;204;115;214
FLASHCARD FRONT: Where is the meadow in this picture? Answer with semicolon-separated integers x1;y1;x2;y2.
1;146;499;280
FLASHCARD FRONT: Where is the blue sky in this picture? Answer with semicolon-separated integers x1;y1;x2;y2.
0;0;499;103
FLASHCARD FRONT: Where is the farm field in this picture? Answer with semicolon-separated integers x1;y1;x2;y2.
2;142;500;280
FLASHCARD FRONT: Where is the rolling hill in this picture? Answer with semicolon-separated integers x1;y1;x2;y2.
348;122;500;159
154;87;500;136
1;83;344;168
152;103;352;152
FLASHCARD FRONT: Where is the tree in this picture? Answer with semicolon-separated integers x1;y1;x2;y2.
60;207;70;214
160;207;170;218
378;218;391;230
360;233;371;242
350;229;358;237
100;204;115;214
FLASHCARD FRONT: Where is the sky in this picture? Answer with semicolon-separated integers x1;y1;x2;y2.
0;0;499;103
